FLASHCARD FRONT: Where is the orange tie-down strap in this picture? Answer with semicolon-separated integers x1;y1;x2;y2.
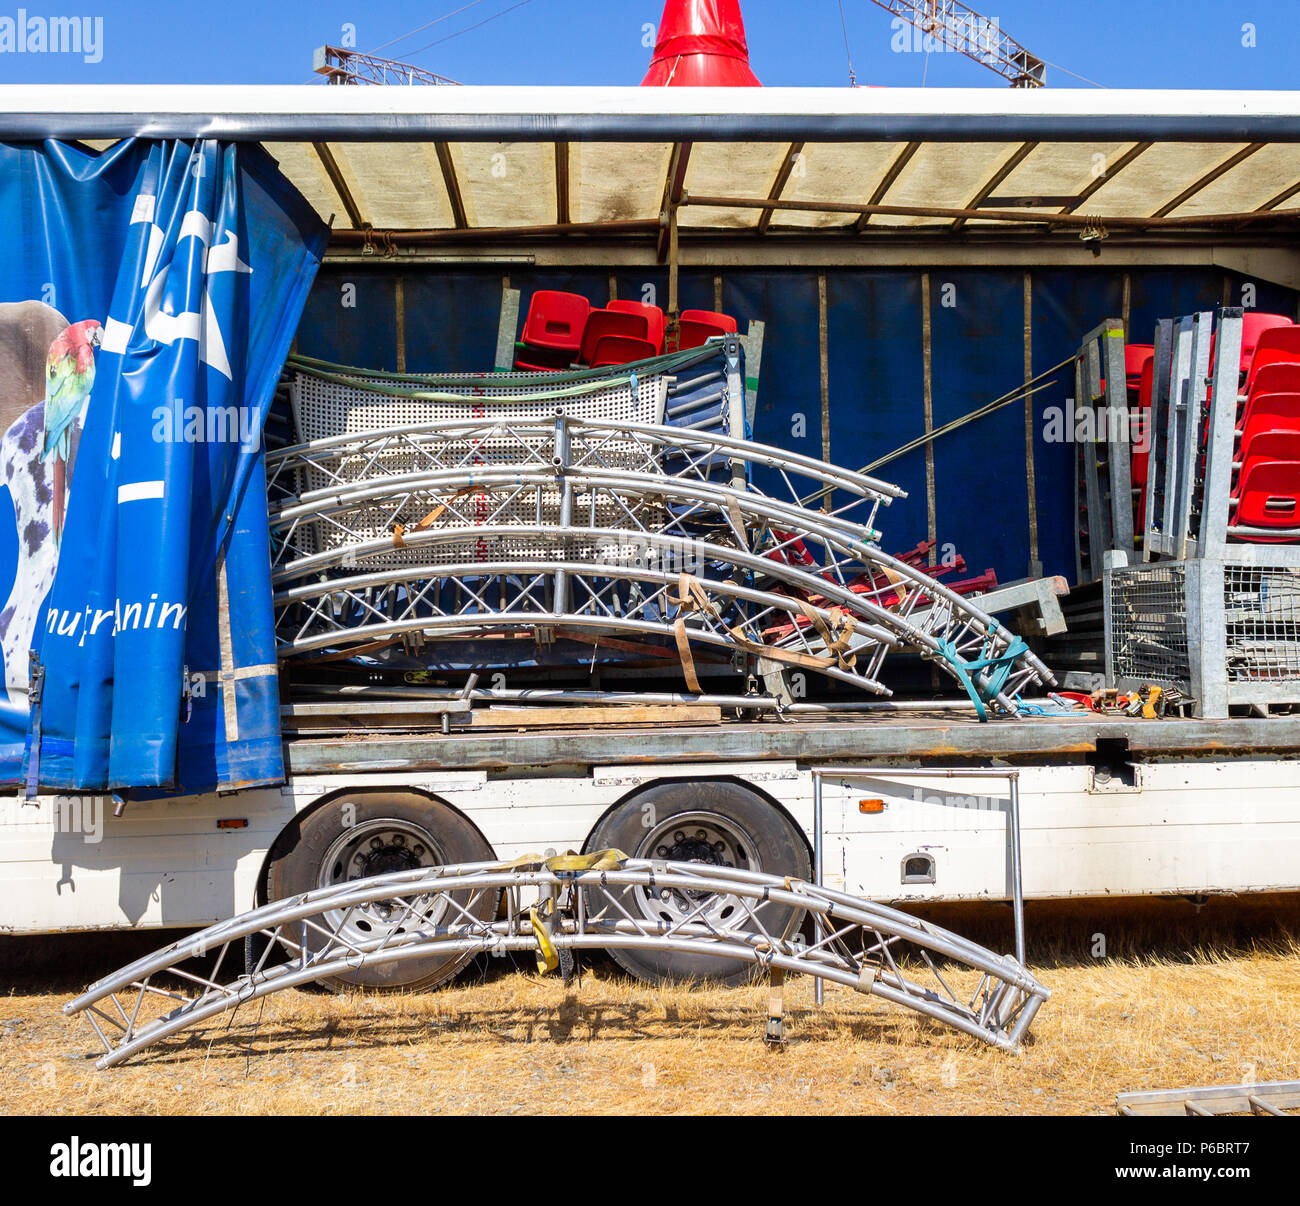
392;485;483;548
670;572;858;692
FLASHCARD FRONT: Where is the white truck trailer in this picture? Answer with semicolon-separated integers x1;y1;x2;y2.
2;85;1299;990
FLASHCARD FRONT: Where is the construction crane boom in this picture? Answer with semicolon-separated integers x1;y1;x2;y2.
867;1;1046;87
312;45;461;86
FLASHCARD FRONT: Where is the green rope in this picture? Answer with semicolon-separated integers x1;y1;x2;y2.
287;360;644;405
934;624;1030;721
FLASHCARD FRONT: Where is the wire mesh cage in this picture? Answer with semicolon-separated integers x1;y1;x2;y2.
1109;564;1192;688
1107;553;1300;714
1224;564;1300;683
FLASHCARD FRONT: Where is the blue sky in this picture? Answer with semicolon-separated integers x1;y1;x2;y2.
0;0;1294;88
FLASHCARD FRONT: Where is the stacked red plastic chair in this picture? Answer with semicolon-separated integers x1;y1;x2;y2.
1230;315;1300;539
515;291;591;371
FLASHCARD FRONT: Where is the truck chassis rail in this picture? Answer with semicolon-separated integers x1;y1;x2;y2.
65;858;1049;1068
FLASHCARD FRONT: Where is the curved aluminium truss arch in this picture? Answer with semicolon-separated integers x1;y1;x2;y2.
272;525;1043;709
64;858;1050;1068
267;415;906;508
266;418;1053;715
276;547;899;695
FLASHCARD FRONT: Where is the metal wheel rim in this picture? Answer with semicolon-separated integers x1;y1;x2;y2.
632;809;758;926
316;818;448;946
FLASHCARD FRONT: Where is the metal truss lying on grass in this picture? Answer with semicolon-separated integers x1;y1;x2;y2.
1117;1080;1300;1116
65;857;1050;1068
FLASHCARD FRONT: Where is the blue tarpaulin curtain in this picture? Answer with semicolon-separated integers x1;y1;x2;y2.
0;138;327;795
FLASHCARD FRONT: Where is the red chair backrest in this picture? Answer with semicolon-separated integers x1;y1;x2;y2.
589;334;657;368
1245;341;1300;397
578;309;648;365
678;309;739;350
1137;357;1155;409
1245;362;1300;405
1239;429;1300;475
1233;460;1300;532
681;309;739;332
1239;391;1300;444
1125;344;1154;389
1239;312;1295;370
606;300;665;354
521;291;591;353
1131;359;1156;490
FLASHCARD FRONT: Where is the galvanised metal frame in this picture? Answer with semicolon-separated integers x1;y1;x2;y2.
266;415;904;528
64;858;1050;1068
1108;547;1300;718
266;417;1052;713
1106;308;1300;715
811;766;1027;1012
276;551;894;696
1072;318;1132;583
1117;1079;1300;1117
1142;308;1246;561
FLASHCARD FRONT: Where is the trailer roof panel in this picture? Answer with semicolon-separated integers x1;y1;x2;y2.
681;141;790;229
1082;142;1253;218
571;142;671;226
778;142;905;230
8;87;1298;246
993;140;1133;207
1163;142;1300;217
870;141;1022;228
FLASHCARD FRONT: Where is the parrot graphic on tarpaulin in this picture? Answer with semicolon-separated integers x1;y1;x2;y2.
41;318;102;545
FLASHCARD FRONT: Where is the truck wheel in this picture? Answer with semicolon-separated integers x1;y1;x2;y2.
583;779;810;987
266;791;496;992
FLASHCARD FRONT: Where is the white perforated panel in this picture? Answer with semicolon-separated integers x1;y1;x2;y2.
291;367;667;442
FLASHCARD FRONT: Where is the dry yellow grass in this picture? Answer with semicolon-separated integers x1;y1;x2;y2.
2;897;1298;1116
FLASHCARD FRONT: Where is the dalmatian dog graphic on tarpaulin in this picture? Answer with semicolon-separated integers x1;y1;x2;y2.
0;300;100;706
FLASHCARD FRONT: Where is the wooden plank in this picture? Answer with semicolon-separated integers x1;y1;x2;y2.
657;141;692;263
1151;143;1264;218
1061;141;1151;213
281;702;473;731
951;141;1037;232
434;141;468;229
494;279;521;371
469;704;723;729
283;701;468;716
855;140;919;233
555;141;570;225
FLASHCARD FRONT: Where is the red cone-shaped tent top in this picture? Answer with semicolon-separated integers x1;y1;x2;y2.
641;0;761;86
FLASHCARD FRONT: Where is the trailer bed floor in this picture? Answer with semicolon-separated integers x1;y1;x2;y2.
284;712;1300;773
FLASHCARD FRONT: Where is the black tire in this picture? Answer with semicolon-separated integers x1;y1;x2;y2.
266;790;496;992
583;778;810;987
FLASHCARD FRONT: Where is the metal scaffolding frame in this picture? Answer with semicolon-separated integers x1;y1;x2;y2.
64;857;1050;1068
